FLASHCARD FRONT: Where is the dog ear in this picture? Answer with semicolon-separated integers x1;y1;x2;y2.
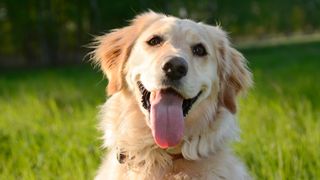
217;44;252;114
203;25;252;113
92;12;165;95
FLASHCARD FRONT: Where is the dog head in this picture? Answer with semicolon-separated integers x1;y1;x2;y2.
93;12;252;150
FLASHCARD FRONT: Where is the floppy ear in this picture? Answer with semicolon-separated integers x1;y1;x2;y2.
92;12;165;95
215;30;252;113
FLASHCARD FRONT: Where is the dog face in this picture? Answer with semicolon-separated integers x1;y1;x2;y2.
127;17;216;99
93;12;252;150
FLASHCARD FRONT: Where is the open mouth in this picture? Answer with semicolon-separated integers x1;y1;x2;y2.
137;81;202;148
137;81;201;117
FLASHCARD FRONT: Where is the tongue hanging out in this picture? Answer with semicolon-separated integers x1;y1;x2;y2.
150;89;184;149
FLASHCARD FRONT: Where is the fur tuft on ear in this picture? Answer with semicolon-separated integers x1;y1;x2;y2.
218;45;253;114
91;11;165;95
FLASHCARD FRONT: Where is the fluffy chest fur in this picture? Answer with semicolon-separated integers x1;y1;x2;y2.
96;91;248;180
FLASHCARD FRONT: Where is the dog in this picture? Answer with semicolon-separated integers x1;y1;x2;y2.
91;11;252;180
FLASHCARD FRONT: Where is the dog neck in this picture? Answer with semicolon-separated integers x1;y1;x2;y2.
116;143;184;164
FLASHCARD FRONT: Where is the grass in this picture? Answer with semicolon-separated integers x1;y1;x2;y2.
1;42;319;179
0;67;106;179
236;42;320;179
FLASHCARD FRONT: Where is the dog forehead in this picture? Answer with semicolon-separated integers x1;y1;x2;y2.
142;17;206;40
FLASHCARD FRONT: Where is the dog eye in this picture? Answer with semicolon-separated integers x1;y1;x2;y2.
147;35;163;46
192;43;207;57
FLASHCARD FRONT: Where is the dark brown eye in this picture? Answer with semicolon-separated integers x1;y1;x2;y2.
147;35;163;46
192;43;207;57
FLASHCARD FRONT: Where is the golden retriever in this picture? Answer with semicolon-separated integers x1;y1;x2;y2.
92;11;252;180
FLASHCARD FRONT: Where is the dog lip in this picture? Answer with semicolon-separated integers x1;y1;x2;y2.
138;81;151;111
182;91;202;116
158;88;183;98
137;81;202;116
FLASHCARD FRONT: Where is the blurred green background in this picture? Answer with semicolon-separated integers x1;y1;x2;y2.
0;0;319;179
1;0;320;67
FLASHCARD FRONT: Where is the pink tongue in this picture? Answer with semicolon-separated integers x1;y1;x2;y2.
150;90;184;149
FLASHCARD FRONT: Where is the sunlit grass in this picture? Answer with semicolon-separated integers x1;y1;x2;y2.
0;67;106;179
235;42;320;179
0;42;319;179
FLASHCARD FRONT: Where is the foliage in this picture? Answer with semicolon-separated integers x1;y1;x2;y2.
0;42;319;179
0;0;320;66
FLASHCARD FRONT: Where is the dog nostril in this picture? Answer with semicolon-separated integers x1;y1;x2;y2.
177;65;187;76
162;62;173;73
162;57;188;80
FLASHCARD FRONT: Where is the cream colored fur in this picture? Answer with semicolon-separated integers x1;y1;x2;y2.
92;11;252;180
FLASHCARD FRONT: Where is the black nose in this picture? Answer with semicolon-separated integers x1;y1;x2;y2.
162;57;188;80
